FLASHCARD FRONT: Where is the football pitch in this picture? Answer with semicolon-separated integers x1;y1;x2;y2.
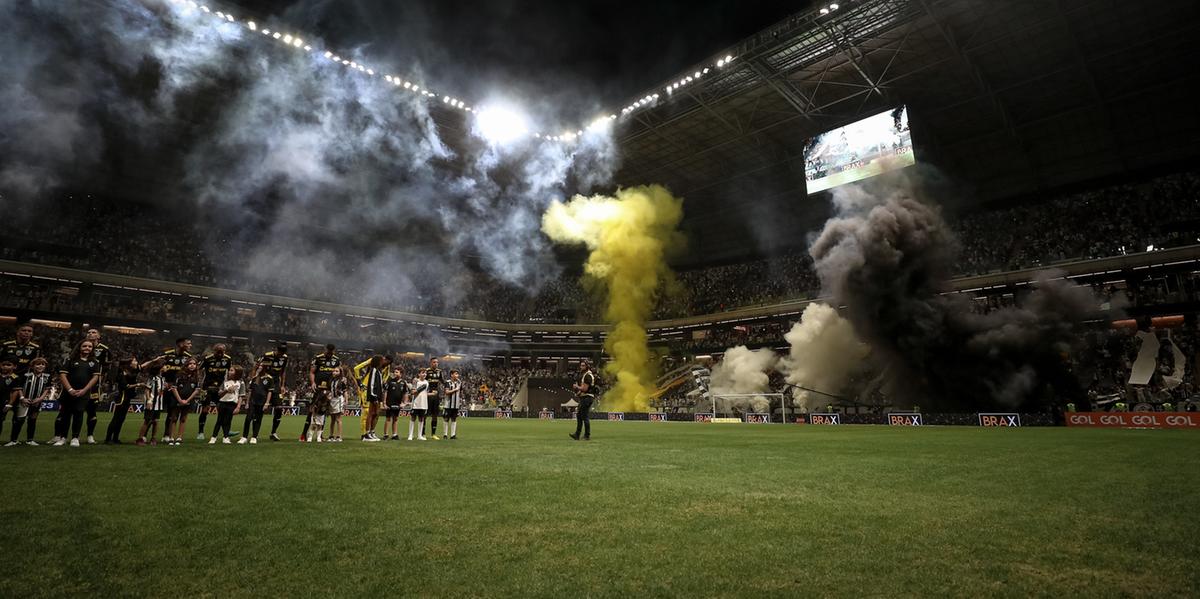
1;416;1197;597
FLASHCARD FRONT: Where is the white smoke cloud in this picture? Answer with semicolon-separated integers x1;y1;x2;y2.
777;303;869;411
709;345;778;413
0;0;620;318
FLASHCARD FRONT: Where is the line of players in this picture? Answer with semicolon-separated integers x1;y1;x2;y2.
0;322;465;446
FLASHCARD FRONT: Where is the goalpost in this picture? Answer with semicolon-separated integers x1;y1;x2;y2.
706;393;788;423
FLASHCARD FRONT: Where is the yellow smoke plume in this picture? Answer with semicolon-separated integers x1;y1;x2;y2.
542;185;684;411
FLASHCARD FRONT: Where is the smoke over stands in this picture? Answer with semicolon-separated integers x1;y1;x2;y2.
808;171;1097;411
0;0;619;313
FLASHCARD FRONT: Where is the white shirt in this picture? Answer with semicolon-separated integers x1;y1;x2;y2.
219;379;242;403
410;380;429;411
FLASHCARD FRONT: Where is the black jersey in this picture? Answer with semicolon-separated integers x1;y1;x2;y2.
174;377;200;404
1;372;19;402
1;340;42;374
88;342;111;399
425;367;443;398
200;354;233;389
115;370;140;405
60;357;101;391
257;351;288;384
384;380;407;407
311;354;341;390
158;348;193;383
249;376;274;406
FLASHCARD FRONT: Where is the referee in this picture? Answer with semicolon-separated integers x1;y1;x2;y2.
569;360;596;441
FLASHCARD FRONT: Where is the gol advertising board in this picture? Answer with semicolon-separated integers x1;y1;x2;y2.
1066;412;1200;429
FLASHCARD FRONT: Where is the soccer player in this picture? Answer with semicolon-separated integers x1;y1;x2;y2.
424;357;444;439
57;340;101;447
158;337;194;385
305;344;340;441
0;358;21;442
7;357;52;445
569;360;596;441
136;363;166;446
1;323;42;374
360;355;385;442
327;367;348;442
166;357;200;445
82;328;110;445
238;373;273;444
382;366;407;440
210;366;244;444
105;358;141;444
353;354;391;441
254;344;289;438
443;369;463;440
197;343;232;439
407;369;429;441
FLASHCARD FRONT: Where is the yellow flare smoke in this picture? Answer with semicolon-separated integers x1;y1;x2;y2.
542;185;684;411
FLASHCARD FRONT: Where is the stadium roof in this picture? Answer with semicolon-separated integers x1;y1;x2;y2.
611;0;1200;262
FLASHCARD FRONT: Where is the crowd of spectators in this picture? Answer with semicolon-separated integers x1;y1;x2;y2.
3;172;1199;322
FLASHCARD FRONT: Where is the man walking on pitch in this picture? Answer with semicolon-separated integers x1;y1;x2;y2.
569;360;596;441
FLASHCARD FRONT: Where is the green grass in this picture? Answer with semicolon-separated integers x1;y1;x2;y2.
1;415;1198;598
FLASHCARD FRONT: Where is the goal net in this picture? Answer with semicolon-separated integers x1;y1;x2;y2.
703;393;788;423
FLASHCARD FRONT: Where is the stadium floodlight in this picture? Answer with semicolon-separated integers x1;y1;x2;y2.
248;21;257;30
587;116;613;133
725;54;733;62
283;34;292;43
820;7;829;14
293;38;304;48
474;105;530;145
304;45;312;51
273;32;281;39
830;3;839;9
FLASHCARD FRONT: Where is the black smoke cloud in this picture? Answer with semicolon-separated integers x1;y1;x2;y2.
809;170;1096;411
0;0;619;315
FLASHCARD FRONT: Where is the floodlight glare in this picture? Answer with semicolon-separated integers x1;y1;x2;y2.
475;105;531;145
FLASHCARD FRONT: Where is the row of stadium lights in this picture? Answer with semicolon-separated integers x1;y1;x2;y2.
169;0;743;143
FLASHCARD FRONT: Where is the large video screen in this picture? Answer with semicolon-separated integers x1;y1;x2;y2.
803;106;914;193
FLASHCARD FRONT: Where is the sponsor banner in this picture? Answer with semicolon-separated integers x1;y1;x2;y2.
649;412;668;422
712;417;742;423
495;409;513;419
345;408;363;417
1065;412;1200;429
744;413;771;424
398;408;412;418
809;413;841;425
538;410;555;420
694;413;714;423
608;412;624;421
887;413;923;426
978;413;1021;427
42;400;59;411
130;403;144;414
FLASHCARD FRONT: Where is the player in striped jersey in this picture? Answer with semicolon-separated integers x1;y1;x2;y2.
442;369;463;440
136;364;167;446
6;357;52;445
